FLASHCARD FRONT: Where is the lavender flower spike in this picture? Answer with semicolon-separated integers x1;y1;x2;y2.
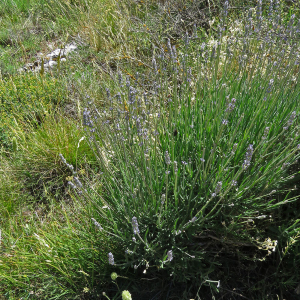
242;144;254;170
108;252;114;265
283;111;296;130
165;151;171;165
215;181;222;194
91;218;103;230
167;250;173;262
132;217;140;235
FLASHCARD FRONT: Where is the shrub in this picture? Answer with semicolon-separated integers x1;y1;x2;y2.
72;1;300;297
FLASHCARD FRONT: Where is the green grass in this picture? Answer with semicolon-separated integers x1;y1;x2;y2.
0;0;300;299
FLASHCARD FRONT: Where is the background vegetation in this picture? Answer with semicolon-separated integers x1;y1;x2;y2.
0;0;300;299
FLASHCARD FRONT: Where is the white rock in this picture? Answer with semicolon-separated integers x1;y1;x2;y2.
64;44;77;54
48;61;58;68
18;42;77;73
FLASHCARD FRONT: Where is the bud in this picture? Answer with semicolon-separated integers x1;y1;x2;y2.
12;137;18;152
111;272;118;281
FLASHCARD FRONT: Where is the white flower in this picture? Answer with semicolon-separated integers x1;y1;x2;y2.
122;290;132;300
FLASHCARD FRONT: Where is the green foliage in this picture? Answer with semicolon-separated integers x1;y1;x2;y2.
0;0;300;299
78;4;300;297
0;198;114;299
0;73;66;148
8;111;98;201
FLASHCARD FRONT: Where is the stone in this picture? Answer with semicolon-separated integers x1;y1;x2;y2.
17;42;77;73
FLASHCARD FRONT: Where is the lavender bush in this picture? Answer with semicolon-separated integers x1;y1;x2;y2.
71;0;300;296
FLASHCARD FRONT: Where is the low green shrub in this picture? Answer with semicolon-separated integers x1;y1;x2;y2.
69;2;300;298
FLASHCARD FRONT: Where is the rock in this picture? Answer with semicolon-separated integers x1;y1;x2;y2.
24;63;35;70
48;61;57;68
17;42;77;73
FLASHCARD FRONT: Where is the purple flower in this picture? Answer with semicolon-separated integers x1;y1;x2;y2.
165;151;171;165
108;252;114;265
91;218;103;230
174;161;178;172
132;217;140;235
223;0;229;17
222;119;228;125
231;143;238;155
189;217;197;223
231;180;237;186
73;177;82;188
225;98;236;113
215;181;222;194
262;127;270;140
161;194;166;205
283;111;296;130
242;144;254;170
68;181;76;189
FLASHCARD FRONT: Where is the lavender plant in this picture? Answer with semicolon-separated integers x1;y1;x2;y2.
74;0;300;293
